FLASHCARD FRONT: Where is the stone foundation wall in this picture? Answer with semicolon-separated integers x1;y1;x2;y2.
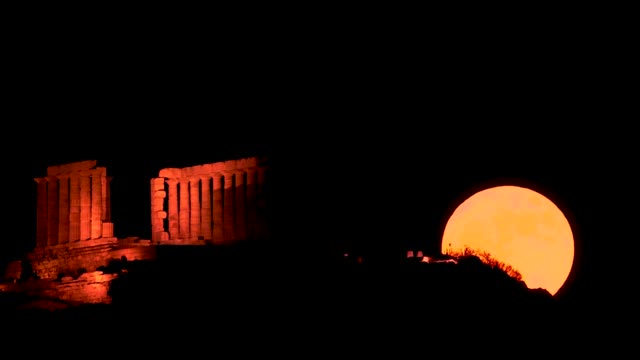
29;245;115;280
56;271;118;304
109;245;156;263
26;238;156;280
4;271;119;305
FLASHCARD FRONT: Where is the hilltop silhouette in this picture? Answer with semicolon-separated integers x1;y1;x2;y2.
3;240;562;329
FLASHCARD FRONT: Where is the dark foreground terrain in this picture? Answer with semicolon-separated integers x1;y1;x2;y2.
2;243;579;347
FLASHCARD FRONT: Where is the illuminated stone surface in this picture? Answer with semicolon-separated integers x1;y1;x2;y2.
152;156;269;245
35;162;113;246
6;156;270;306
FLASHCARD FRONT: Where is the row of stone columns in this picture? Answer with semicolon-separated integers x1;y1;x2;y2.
34;161;113;248
151;157;269;245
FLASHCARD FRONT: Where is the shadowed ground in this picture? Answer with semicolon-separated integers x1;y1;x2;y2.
2;243;572;336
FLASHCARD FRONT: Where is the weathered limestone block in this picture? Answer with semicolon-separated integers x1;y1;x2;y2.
90;168;104;239
47;160;97;176
166;179;179;240
56;271;118;304
80;174;92;240
211;162;225;172
189;177;201;239
179;178;190;239
69;174;81;241
200;175;212;240
102;222;114;237
158;168;182;178
150;177;166;243
58;175;70;243
212;173;224;244
151;177;166;192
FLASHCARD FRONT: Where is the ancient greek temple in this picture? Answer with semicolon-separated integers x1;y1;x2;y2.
150;156;270;245
34;160;115;248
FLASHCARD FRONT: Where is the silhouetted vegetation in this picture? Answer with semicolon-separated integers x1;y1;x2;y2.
446;245;523;281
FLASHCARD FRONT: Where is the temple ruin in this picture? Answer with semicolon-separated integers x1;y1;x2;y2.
2;156;271;305
151;156;270;245
34;160;115;247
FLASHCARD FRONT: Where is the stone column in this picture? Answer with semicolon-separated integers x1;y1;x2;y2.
223;171;235;243
200;175;212;241
246;167;257;241
102;175;114;237
57;174;70;244
91;169;103;239
167;179;179;240
189;177;201;240
179;178;190;240
69;174;81;242
212;172;224;245
102;222;114;238
47;176;59;246
151;178;166;243
103;176;112;222
34;178;48;248
234;170;247;241
80;173;91;240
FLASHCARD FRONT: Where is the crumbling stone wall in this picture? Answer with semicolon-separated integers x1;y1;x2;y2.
55;271;118;304
27;238;155;280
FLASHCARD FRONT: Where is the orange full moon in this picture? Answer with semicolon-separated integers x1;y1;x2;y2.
441;185;574;296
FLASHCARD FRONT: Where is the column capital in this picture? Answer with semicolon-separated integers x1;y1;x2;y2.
166;178;179;186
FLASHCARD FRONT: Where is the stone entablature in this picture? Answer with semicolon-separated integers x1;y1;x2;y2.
151;157;270;245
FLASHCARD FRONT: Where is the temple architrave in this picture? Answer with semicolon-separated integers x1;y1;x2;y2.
150;156;270;245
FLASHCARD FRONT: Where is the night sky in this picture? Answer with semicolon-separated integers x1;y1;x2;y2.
3;24;632;314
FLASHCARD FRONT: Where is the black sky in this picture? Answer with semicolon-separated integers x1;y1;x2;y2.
3;17;633;312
